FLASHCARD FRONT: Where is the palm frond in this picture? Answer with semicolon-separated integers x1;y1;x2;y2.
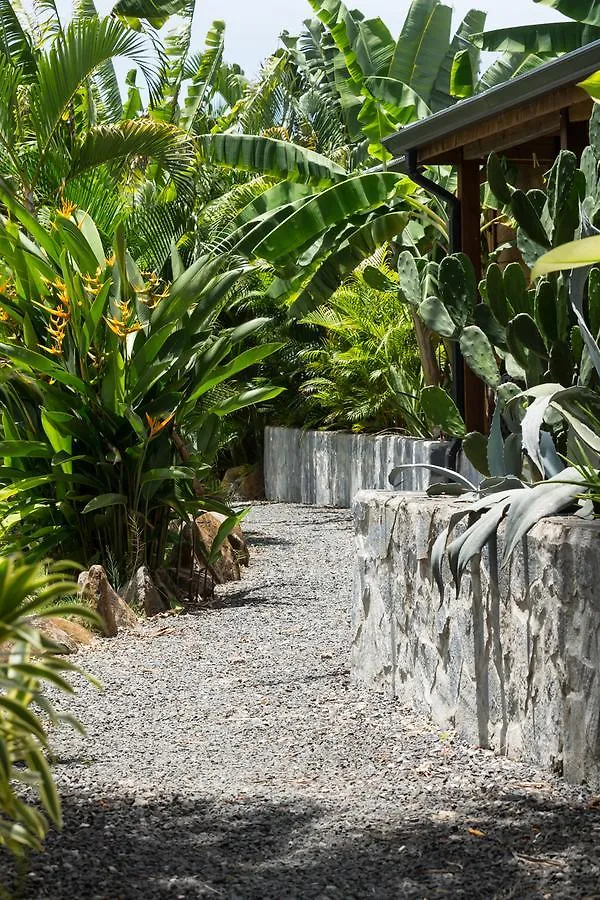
69;119;195;196
0;0;36;78
31;17;161;159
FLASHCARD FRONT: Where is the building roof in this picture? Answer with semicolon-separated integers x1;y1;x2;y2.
384;40;600;166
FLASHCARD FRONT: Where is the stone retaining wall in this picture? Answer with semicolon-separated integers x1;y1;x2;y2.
264;426;477;507
351;490;600;786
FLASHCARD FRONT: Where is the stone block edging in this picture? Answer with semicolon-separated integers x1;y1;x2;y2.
351;490;600;786
264;426;478;507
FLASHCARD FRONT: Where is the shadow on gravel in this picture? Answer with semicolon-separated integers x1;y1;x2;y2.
182;594;294;613
1;790;598;899
246;535;293;548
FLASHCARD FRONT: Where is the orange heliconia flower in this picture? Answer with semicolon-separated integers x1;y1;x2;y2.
145;412;175;438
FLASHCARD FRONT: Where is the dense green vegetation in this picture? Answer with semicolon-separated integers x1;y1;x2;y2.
1;0;600;867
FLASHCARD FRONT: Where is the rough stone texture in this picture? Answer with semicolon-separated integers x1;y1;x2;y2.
194;512;241;584
352;490;600;787
78;565;138;636
24;617;79;654
2;503;599;899
46;617;94;646
125;565;169;618
222;463;265;500
264;425;479;507
204;510;250;566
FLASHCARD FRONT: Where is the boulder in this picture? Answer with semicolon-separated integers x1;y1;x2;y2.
78;565;137;636
26;617;79;654
167;514;243;585
222;464;264;501
202;511;250;567
47;617;93;645
194;512;241;583
125;565;169;618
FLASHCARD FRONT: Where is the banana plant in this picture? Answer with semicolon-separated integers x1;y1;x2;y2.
307;0;553;159
477;0;600;57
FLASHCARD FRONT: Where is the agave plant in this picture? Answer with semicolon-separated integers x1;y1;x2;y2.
0;556;98;859
0;188;283;580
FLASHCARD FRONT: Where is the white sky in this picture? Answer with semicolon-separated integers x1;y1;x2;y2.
194;0;564;76
56;0;565;77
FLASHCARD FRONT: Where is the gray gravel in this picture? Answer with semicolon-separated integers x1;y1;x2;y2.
2;502;600;899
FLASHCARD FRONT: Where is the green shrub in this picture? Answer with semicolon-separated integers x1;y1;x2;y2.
0;191;282;578
298;259;427;434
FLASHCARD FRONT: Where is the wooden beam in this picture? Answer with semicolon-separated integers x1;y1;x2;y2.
417;82;588;165
461;112;560;161
458;156;487;434
560;107;570;150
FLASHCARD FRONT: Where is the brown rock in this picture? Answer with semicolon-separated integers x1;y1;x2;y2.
222;464;264;501
26;617;79;654
194;512;241;583
78;565;137;636
202;511;250;567
167;516;241;585
48;617;93;645
125;565;168;618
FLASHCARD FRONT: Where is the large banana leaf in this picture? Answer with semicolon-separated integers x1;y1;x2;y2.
364;77;430;122
197;133;347;187
111;0;192;28
535;0;600;27
477;51;550;92
235;182;315;225
388;0;453;104
289;211;409;316
478;22;600;54
429;8;485;111
249;172;414;264
308;0;368;84
352;16;395;77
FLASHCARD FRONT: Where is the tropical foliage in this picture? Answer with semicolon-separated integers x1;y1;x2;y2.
406;110;600;585
0;556;97;857
0;190;282;580
479;0;600;58
298;252;425;433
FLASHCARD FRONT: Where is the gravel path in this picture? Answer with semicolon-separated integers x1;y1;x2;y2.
2;503;600;899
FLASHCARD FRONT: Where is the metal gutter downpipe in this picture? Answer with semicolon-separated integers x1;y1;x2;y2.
405;148;465;423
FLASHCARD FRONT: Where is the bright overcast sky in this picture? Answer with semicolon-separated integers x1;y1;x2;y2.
193;0;565;75
56;0;565;77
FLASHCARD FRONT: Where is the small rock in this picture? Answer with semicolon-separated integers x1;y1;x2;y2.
125;565;168;618
78;565;137;637
222;464;264;501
